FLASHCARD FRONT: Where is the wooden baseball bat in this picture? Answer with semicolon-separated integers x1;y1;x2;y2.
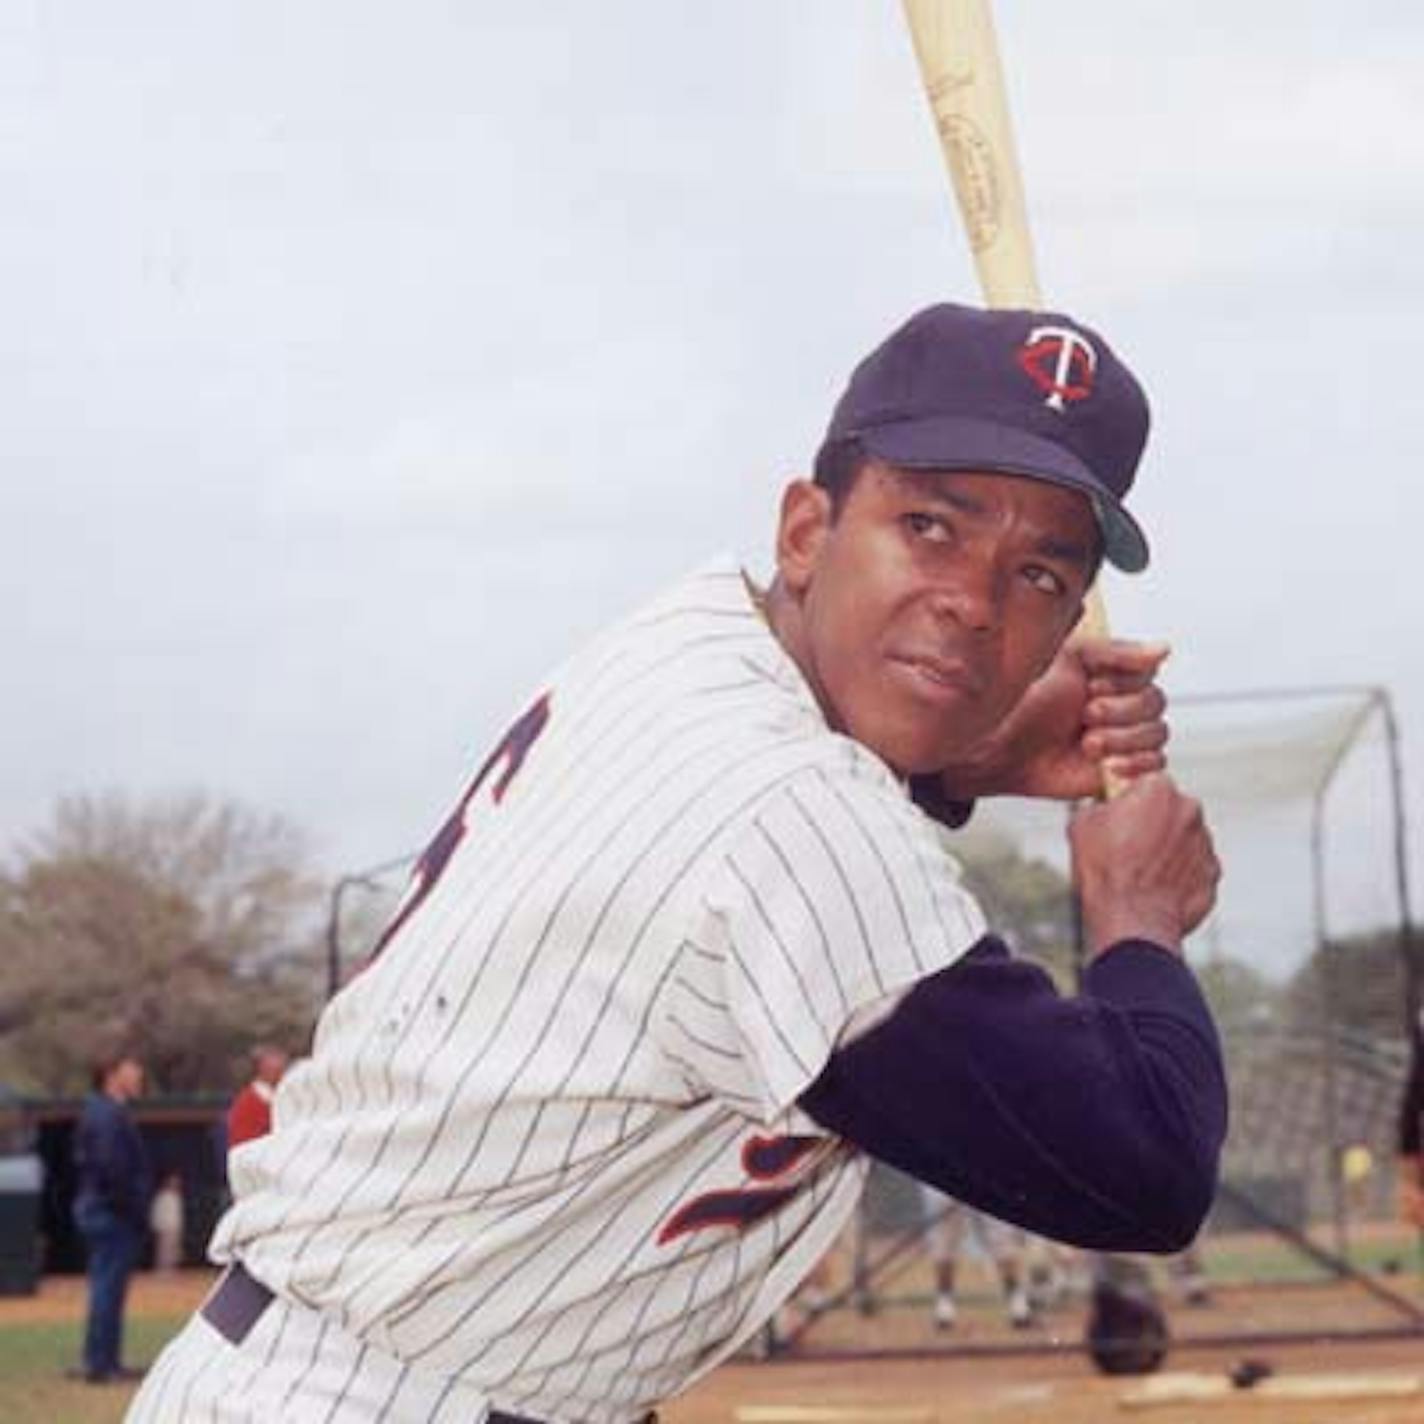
902;0;1121;797
901;0;1109;644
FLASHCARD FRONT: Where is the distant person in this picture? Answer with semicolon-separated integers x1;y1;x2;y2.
149;1174;184;1273
919;1184;1032;1330
763;1241;837;1354
1023;1235;1077;1313
1167;1243;1212;1306
70;1053;152;1385
226;1045;289;1151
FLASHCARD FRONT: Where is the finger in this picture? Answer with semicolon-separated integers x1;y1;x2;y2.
1087;668;1161;698
1086;662;1170;699
1084;721;1169;761
1084;685;1168;729
1205;839;1223;885
1075;638;1171;680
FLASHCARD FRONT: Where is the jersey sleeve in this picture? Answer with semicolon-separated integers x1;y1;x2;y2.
662;759;987;1122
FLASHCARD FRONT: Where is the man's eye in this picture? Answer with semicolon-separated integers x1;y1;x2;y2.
1023;564;1067;596
904;511;951;542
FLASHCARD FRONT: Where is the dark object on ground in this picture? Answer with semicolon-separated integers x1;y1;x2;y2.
1230;1358;1275;1390
1086;1255;1169;1376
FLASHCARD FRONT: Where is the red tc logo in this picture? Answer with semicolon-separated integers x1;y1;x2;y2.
1018;325;1098;412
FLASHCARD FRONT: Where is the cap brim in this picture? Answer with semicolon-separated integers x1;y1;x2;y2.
854;414;1149;573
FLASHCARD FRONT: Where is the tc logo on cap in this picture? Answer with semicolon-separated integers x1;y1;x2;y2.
1018;325;1098;413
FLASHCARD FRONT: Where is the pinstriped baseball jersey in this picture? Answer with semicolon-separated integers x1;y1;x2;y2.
210;557;987;1424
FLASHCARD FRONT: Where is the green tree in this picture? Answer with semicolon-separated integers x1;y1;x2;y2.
0;791;324;1095
953;823;1077;985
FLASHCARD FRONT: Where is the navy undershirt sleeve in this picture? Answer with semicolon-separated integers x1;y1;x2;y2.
797;935;1228;1253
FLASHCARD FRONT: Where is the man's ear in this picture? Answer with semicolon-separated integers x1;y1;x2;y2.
776;479;833;595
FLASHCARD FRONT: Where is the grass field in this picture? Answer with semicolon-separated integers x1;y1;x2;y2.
0;1269;203;1424
0;1315;187;1424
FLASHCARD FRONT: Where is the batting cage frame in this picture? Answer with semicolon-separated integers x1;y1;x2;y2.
324;852;417;998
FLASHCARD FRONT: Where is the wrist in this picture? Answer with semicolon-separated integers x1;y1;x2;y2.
1084;904;1184;959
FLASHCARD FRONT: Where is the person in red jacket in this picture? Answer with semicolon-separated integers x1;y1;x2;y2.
226;1046;289;1151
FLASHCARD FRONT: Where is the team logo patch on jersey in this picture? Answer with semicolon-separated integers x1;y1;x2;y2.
657;1134;833;1244
1018;325;1098;412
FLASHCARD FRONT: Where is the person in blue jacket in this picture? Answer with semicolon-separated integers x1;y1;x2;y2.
71;1052;152;1384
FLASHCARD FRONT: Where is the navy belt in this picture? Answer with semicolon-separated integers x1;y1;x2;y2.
200;1262;651;1424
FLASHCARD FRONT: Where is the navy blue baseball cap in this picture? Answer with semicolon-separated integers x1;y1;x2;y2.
816;302;1151;572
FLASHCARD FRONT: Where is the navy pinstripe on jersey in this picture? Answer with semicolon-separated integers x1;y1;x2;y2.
207;558;987;1424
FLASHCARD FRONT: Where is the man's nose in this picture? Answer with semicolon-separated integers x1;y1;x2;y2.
928;559;1002;633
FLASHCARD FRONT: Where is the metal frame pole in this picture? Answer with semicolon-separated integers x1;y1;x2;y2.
324;854;415;999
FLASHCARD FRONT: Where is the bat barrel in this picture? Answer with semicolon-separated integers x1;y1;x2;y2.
902;0;1041;308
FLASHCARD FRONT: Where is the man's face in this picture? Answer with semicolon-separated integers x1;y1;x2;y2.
109;1059;145;1101
775;461;1097;775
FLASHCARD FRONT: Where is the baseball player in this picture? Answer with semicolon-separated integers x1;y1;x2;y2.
128;303;1226;1423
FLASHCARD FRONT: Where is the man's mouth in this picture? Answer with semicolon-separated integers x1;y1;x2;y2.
889;652;984;700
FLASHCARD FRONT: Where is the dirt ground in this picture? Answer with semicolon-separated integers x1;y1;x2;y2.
11;1269;1424;1422
665;1341;1424;1424
0;1267;211;1326
670;1256;1424;1424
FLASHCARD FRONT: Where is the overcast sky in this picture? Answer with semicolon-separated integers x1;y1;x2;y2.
3;2;1422;967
